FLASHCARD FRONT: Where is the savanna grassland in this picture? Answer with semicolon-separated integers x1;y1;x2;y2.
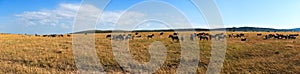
0;32;300;74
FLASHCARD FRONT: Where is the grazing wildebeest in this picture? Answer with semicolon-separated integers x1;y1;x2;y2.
160;32;164;36
240;33;245;37
51;34;57;37
125;34;134;40
288;35;297;39
257;33;262;36
169;35;179;41
204;33;210;36
228;34;233;38
273;34;288;39
135;35;142;38
199;35;209;41
190;33;197;41
230;33;245;38
147;34;154;39
287;34;299;39
180;35;184;41
67;34;71;37
112;34;125;40
215;33;226;40
135;32;139;35
202;33;224;40
264;34;299;40
195;32;211;40
197;32;206;36
233;34;241;38
209;35;217;40
264;34;274;40
241;38;247;41
43;35;48;37
106;34;112;38
173;32;178;35
35;34;40;37
44;34;57;37
57;34;63;37
289;34;299;36
263;34;292;40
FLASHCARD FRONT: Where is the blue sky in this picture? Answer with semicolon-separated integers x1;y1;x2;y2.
0;0;300;34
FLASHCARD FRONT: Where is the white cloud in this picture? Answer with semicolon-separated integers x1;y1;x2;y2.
15;3;147;31
15;3;79;27
98;11;146;30
14;3;203;33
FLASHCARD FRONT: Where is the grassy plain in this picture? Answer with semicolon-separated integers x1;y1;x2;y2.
0;32;299;73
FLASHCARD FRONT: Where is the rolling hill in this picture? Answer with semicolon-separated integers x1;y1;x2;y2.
72;27;299;34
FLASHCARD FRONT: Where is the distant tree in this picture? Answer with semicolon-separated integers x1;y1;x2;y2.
233;27;237;32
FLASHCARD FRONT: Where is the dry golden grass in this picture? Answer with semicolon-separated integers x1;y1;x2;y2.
0;32;300;73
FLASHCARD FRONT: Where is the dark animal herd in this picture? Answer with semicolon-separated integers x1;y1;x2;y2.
263;34;299;40
33;34;71;37
29;32;299;42
106;32;227;42
106;32;299;42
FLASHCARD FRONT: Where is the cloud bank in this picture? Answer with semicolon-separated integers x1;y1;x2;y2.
15;3;151;33
14;2;201;34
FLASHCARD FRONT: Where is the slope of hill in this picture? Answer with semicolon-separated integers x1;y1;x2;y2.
291;28;300;31
72;27;297;34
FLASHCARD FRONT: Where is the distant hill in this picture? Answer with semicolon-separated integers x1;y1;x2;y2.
72;27;298;34
291;28;300;31
225;27;293;32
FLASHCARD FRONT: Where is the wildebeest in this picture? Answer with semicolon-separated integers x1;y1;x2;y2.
173;32;178;35
263;34;298;40
287;34;298;39
257;33;262;36
125;34;134;40
111;34;125;40
169;35;179;41
42;34;55;37
233;34;242;38
209;35;217;40
230;33;245;38
234;34;241;38
264;34;274;40
67;34;71;37
35;34;40;37
160;32;164;36
190;33;197;41
270;34;289;39
197;32;208;36
135;35;142;38
180;35;184;41
289;34;299;36
241;38;247;41
41;34;57;37
43;35;48;37
195;32;212;40
109;34;132;40
288;35;297;39
147;34;154;39
50;34;57;37
199;35;209;41
240;33;245;37
58;34;64;37
106;34;112;38
135;32;139;35
228;34;233;38
215;33;226;40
